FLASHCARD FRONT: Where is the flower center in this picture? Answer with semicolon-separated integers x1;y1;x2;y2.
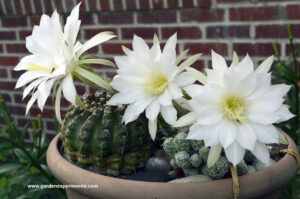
146;73;168;95
222;96;246;123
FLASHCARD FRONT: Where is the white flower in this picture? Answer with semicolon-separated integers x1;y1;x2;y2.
175;51;294;167
107;33;201;140
14;3;115;122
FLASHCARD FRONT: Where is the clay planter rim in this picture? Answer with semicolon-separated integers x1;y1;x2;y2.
46;132;299;199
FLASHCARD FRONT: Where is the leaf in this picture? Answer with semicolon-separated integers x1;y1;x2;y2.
0;164;22;175
20;122;31;147
13;148;29;162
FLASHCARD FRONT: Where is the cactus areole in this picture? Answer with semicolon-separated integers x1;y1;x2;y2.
60;90;152;176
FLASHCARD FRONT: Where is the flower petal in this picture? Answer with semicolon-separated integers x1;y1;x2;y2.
146;100;160;121
26;91;39;115
168;83;183;99
148;118;158;141
124;97;153;124
255;55;274;73
251;123;279;144
224;141;245;166
276;105;295;123
251;141;270;166
174;112;199;127
236;123;256;151
37;78;55;111
62;74;76;105
211;50;227;71
207;144;222;168
161;105;177;125
158;89;172;106
219;120;237;148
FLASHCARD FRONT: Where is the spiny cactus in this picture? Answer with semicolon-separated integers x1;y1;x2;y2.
60;90;152;176
202;156;230;179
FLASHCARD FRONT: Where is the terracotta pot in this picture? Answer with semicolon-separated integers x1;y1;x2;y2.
47;132;299;199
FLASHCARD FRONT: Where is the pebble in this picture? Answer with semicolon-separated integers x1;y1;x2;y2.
254;158;276;171
247;166;256;174
146;157;170;173
169;175;212;183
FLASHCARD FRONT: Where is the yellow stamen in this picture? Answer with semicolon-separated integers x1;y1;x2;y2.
26;62;59;73
145;73;168;95
222;96;246;123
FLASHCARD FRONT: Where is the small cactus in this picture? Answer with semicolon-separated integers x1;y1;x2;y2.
174;133;191;152
60;90;152;176
190;154;202;167
175;151;191;168
236;160;248;176
191;140;205;151
163;138;176;156
199;146;209;162
170;159;178;169
244;150;255;164
202;156;229;179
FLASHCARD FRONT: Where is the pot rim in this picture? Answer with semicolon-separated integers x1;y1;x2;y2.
47;131;299;199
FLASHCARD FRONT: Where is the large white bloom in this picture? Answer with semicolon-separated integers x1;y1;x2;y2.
14;3;115;122
175;51;294;167
107;34;201;140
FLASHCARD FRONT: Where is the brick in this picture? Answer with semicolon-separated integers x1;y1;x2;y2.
138;10;177;23
140;0;150;9
84;28;117;39
162;27;202;39
286;5;300;20
122;27;158;39
181;9;224;22
0;69;8;78
0;57;19;66
23;0;33;14
19;30;32;40
113;0;123;10
65;0;75;12
100;0;110;11
6;44;28;53
0;44;3;53
0;31;16;40
184;43;228;55
13;94;24;104
126;0;136;10
217;0;250;2
102;43;131;55
206;26;250;38
233;43;280;56
54;0;64;12
4;0;14;14
230;7;279;21
29;107;55;118
33;0;43;13
285;43;300;55
29;16;40;26
46;121;56;131
80;13;94;25
256;25;285;38
7;105;25;116
182;0;194;7
168;0;178;8
2;17;27;27
14;0;23;15
190;59;205;71
153;0;164;9
88;0;98;12
1;93;11;102
98;12;133;24
44;0;53;13
76;0;86;12
0;81;16;90
11;70;23;79
197;0;211;7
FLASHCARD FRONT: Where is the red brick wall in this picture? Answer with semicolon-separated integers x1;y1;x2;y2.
0;0;299;140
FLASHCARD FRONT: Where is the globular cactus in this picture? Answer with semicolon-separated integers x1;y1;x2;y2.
202;156;230;179
60;90;152;176
175;151;191;168
199;146;209;162
236;160;248;176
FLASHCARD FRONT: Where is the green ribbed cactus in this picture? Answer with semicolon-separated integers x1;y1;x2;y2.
60;90;151;176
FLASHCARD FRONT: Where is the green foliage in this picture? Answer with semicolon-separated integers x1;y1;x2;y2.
272;25;300;199
61;90;152;176
0;93;66;199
